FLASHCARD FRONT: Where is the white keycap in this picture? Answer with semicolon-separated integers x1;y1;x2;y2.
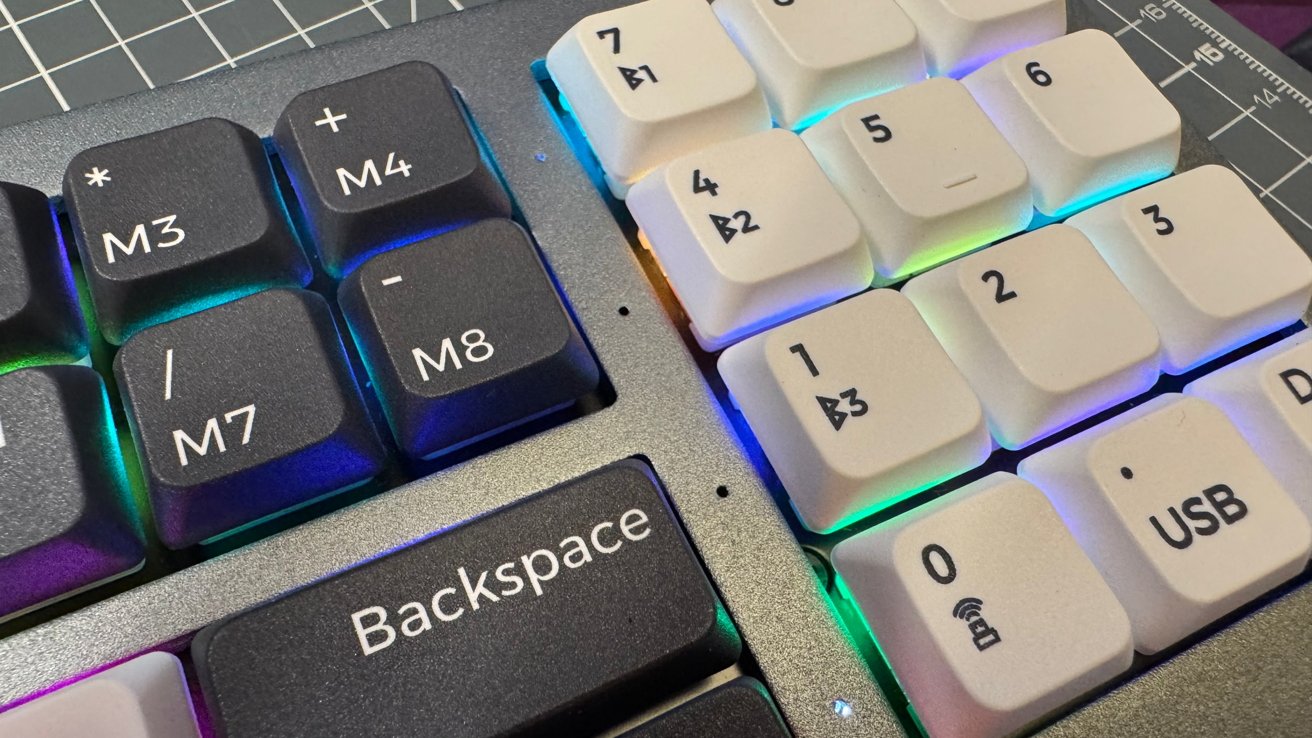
801;77;1032;283
713;0;927;130
0;652;200;738
964;29;1181;216
903;224;1161;449
892;0;1066;77
719;289;991;532
1068;165;1312;374
627;128;872;350
1019;394;1312;654
546;0;771;198
1187;332;1312;520
832;472;1132;738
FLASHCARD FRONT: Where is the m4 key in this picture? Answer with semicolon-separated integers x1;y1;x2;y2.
114;289;386;549
274;62;512;277
338;220;599;460
63;118;309;344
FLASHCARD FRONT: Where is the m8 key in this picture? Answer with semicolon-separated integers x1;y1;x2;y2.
114;288;386;549
338;219;598;460
274;62;512;277
63;118;310;345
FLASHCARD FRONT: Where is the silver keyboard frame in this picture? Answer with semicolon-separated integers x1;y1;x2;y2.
0;1;1309;735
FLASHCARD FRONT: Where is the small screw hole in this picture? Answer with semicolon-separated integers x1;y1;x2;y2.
617;306;630;316
716;485;730;498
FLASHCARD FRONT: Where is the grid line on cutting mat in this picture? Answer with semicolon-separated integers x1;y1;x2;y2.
0;0;485;130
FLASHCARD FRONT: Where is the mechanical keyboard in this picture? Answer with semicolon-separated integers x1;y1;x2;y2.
2;0;1312;736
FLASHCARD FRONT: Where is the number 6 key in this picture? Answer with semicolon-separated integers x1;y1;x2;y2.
963;29;1181;216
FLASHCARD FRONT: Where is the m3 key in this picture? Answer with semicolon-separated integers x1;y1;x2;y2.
62;118;310;345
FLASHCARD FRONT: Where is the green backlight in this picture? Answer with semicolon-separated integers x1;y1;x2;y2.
0;353;88;376
828;571;928;737
880;221;1030;286
818;468;966;534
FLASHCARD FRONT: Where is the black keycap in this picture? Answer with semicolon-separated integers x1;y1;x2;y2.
63;118;310;344
0;365;144;620
338;219;599;459
621;678;792;738
0;181;87;370
273;61;512;277
193;461;741;737
113;288;386;549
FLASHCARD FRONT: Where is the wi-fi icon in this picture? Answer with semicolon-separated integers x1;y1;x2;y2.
952;597;984;620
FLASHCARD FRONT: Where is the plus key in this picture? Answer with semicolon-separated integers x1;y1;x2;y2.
274;62;512;277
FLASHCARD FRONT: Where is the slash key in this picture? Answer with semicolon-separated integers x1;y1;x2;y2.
113;289;386;548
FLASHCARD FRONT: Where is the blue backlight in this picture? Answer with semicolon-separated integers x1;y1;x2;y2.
1046;169;1172;221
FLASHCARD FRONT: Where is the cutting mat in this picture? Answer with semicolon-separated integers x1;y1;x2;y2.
0;0;502;129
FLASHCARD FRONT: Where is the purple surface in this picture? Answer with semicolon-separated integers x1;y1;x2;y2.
1218;0;1312;49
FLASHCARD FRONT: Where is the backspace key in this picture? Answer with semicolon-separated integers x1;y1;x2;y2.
193;460;742;737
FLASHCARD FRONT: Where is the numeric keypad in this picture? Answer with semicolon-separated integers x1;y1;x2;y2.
833;472;1132;738
964;29;1181;215
1020;394;1312;654
546;0;771;197
892;0;1066;77
713;0;927;129
802;77;1033;282
903;224;1161;448
1068;165;1312;373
